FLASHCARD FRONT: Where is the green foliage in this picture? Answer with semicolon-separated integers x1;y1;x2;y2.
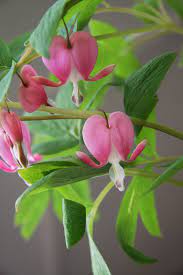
77;0;102;31
86;182;113;275
116;109;161;262
27;82;80;156
15;191;49;239
145;156;183;194
29;0;99;57
51;190;63;222
166;0;183;19
0;39;12;70
33;137;78;156
116;178;157;263
124;52;176;134
17;162;108;202
29;0;76;57
15;180;91;239
8;32;30;62
89;19;139;78
18;159;79;183
63;199;86;248
0;61;16;102
87;234;111;275
133;0;159;24
136;111;161;237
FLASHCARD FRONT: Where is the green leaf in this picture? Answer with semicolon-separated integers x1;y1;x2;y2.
15;192;49;239
166;0;183;19
133;0;158;24
18;164;108;197
63;199;86;248
136;111;161;237
27;82;80;156
77;0;102;30
0;61;15;102
59;181;92;207
86;182;113;275
79;80;109;111
89;19;139;78
9;32;30;62
87;234;111;275
17;162;108;211
124;52;176;134
29;0;83;57
18;159;79;184
0;39;12;70
139;177;161;237
116;180;157;263
72;180;92;203
33;137;78;155
145;156;183;194
51;190;63;222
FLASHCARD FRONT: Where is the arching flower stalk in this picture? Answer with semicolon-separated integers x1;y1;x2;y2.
77;112;147;191
42;32;115;106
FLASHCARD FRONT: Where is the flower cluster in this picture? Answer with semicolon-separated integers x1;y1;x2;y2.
18;31;115;111
1;31;146;191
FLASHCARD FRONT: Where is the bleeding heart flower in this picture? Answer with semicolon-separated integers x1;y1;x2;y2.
77;112;146;191
0;110;41;173
42;32;115;106
19;65;61;113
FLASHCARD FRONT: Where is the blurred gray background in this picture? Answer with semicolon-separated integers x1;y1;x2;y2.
0;0;183;274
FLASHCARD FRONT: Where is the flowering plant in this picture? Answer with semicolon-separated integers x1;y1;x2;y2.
0;0;183;273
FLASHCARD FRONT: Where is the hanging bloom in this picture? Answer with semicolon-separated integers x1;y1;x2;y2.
77;112;147;191
19;65;61;113
0;110;41;173
42;32;115;106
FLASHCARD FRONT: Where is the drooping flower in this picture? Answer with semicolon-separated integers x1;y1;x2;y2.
77;112;146;191
19;65;61;113
42;32;115;106
0;110;41;173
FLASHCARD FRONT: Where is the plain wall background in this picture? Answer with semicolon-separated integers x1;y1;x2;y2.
0;0;183;274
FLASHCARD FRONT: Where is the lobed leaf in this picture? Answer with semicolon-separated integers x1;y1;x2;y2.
15;191;49;239
116;178;157;263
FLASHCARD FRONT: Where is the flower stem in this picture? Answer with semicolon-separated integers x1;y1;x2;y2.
96;7;165;25
1;102;183;141
125;168;183;186
133;155;180;167
88;182;114;236
95;25;163;40
16;45;33;69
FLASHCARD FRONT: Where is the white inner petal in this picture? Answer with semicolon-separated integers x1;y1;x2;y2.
108;144;125;192
69;67;83;107
108;144;121;164
109;162;125;192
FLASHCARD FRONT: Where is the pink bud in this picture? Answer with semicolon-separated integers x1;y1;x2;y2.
42;32;115;106
0;110;41;173
0;110;23;143
19;65;61;113
77;112;146;191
